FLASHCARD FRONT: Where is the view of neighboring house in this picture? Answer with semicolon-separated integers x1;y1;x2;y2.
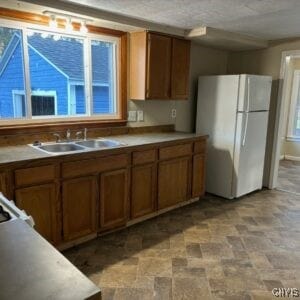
0;32;114;118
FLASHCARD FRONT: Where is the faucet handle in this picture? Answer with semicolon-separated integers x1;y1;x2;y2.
53;133;61;143
84;128;88;141
75;131;82;140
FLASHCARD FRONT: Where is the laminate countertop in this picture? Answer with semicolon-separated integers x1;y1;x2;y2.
0;132;207;166
0;219;101;300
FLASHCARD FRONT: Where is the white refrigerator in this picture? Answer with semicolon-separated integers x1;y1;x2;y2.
196;74;272;199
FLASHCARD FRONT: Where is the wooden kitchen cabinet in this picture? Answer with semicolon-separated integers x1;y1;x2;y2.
158;157;190;209
62;176;97;241
131;163;157;219
192;154;206;198
130;31;190;100
171;38;190;99
147;33;172;99
15;183;59;244
99;169;128;231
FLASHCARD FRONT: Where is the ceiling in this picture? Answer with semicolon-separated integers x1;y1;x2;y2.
58;0;300;40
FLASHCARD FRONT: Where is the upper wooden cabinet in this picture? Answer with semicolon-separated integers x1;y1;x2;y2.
171;38;191;99
130;31;190;100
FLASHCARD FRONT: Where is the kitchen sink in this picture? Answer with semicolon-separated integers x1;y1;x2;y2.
36;143;86;154
30;139;125;155
75;139;123;149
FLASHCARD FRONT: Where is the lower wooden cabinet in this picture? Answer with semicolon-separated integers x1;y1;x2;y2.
15;183;58;244
192;154;206;198
131;164;156;219
100;169;128;231
62;176;97;241
158;157;190;210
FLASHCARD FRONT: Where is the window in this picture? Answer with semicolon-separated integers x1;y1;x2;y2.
287;70;300;139
0;21;122;123
0;27;26;119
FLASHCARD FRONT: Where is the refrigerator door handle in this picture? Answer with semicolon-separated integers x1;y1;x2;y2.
242;112;249;147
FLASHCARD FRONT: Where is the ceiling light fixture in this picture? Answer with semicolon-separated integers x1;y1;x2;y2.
80;21;88;34
65;18;73;32
49;15;57;29
43;10;93;34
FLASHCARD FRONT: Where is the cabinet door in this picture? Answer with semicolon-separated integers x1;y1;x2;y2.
171;38;190;99
158;157;190;209
15;183;58;244
147;33;172;99
192;154;206;198
100;169;128;230
131;164;156;219
62;176;97;241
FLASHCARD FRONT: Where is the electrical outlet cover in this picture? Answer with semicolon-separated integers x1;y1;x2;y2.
137;110;144;122
171;109;177;119
128;110;137;122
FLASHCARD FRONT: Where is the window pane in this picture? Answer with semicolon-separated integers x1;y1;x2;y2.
91;40;116;114
27;31;86;117
0;27;26;119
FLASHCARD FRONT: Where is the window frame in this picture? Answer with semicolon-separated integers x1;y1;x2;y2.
0;10;127;133
287;69;300;141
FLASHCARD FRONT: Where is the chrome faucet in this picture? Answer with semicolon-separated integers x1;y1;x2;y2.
53;133;61;143
75;131;83;140
66;129;71;142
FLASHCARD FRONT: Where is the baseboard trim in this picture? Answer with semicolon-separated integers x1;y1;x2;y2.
284;155;300;161
127;197;200;227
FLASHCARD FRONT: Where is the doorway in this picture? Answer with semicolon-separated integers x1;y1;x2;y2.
270;51;300;194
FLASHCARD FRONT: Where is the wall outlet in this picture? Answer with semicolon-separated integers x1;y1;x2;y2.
128;110;137;122
137;110;144;122
171;108;177;119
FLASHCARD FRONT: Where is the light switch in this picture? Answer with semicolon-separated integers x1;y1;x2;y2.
137;110;144;122
128;110;137;122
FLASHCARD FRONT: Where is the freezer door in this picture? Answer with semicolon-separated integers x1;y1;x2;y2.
232;111;269;198
238;75;272;112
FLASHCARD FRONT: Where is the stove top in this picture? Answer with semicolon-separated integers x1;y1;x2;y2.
0;205;12;224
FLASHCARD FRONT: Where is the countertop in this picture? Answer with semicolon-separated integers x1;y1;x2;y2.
0;132;207;166
0;219;101;300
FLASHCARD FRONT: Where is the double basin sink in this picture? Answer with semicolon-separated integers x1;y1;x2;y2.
31;139;125;155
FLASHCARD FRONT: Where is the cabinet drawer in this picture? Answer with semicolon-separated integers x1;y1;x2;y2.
62;154;129;178
15;165;57;187
159;143;192;160
194;140;206;153
132;149;156;165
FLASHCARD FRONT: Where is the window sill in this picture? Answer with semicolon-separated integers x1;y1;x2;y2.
286;136;300;142
0;119;127;135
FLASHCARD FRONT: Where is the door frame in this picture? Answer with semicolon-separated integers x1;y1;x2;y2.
269;50;300;188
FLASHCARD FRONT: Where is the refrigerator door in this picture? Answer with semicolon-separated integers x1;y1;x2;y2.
238;75;272;112
232;111;269;197
196;75;240;199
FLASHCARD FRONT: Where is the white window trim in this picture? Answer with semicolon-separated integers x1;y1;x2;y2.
12;90;26;118
0;18;121;122
287;70;300;140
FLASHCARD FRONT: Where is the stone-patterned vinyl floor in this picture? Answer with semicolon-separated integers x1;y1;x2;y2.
277;159;300;194
64;190;300;300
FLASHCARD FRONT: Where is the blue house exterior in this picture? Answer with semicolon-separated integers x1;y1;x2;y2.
0;33;113;119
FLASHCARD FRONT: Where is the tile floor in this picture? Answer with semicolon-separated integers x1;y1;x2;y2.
277;159;300;194
64;190;300;300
